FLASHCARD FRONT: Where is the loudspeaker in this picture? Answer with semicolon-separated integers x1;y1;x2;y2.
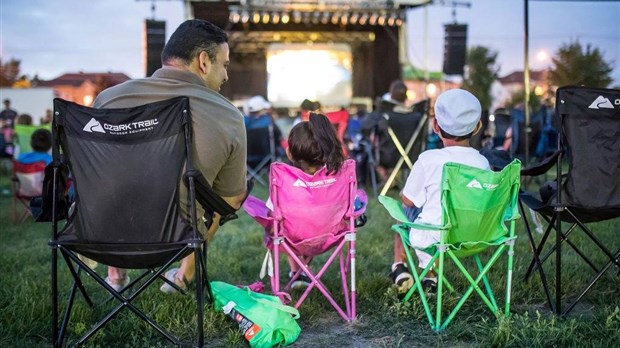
443;24;467;75
143;20;166;77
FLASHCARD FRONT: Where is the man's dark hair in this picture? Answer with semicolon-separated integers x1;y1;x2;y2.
389;80;408;104
161;19;228;66
31;129;52;152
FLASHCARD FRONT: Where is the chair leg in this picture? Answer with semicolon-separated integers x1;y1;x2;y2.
505;236;516;317
435;247;445;331
440;246;506;331
519;199;555;311
51;246;59;347
475;255;498;311
194;248;204;347
401;244;436;328
564;249;620;316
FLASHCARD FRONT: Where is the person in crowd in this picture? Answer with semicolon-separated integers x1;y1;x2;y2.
244;95;284;165
16;114;33;125
16;128;52;165
93;19;247;293
398;89;490;295
0;99;18;128
294;99;321;125
0;99;18;158
40;109;53;125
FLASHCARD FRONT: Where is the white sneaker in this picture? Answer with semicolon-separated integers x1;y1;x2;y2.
105;276;130;292
159;268;188;294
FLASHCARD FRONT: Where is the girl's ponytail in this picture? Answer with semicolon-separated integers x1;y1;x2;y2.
308;113;346;174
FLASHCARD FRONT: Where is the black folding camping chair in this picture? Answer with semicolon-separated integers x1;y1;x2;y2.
246;117;278;186
377;99;429;195
48;97;237;346
518;86;620;316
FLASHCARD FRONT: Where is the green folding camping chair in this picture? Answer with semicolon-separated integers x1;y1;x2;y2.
379;159;521;331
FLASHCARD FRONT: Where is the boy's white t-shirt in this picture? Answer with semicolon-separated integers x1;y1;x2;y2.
401;146;490;248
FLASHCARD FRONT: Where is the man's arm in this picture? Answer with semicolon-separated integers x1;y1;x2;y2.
222;191;247;211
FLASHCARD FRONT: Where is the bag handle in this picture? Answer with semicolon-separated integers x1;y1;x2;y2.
246;288;300;319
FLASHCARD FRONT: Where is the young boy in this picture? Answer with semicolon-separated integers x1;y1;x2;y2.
394;89;490;294
16;128;52;165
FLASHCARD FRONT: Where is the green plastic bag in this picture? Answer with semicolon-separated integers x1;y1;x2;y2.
211;281;301;348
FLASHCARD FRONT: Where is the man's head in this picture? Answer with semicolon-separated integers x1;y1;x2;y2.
433;89;482;140
161;19;230;91
3;99;10;108
388;80;408;104
31;129;52;153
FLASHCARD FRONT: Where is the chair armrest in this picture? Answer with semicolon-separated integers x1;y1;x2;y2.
184;170;238;226
520;149;561;176
378;195;446;231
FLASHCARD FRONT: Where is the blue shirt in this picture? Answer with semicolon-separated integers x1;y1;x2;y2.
17;151;52;165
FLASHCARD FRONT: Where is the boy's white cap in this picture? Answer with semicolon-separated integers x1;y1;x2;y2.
245;95;271;114
434;89;481;136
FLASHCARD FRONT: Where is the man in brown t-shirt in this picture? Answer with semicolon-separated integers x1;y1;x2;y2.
94;19;247;293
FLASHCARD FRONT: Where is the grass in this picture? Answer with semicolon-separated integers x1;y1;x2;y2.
0;172;618;347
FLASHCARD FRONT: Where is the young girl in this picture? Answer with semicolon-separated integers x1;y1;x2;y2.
271;112;347;288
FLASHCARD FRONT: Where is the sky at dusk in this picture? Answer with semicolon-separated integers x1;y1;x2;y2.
1;0;619;84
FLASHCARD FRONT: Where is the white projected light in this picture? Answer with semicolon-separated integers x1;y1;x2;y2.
267;43;352;108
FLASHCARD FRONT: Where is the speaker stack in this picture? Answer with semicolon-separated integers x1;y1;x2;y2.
443;24;468;76
144;20;166;77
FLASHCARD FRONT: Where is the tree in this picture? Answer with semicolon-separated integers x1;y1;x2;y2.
505;88;541;111
0;58;21;87
549;40;613;88
461;46;500;111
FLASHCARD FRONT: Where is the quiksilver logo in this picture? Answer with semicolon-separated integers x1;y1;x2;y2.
83;118;105;133
588;96;614;109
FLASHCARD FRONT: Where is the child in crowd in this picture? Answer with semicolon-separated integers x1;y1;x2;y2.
268;112;347;288
393;89;490;295
16;128;52;165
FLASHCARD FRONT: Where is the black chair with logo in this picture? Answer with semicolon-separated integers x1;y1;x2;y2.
377;99;429;195
48;97;237;346
518;86;620;316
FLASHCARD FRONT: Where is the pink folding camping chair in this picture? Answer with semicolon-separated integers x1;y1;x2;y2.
243;159;366;321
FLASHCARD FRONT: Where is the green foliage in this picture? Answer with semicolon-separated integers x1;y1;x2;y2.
0;58;21;87
505;87;542;111
549;40;614;88
462;46;500;111
0;174;618;347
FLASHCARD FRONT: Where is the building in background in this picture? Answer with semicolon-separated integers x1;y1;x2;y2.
37;72;130;106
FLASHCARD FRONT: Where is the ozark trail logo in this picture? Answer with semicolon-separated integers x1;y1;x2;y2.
83;118;105;133
292;178;337;188
466;179;499;190
466;179;482;189
293;179;307;188
588;96;614;110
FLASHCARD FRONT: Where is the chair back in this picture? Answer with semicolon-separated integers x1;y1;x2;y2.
556;86;620;211
53;97;195;268
440;160;521;256
246;115;276;167
377;99;428;168
13;160;47;197
270;159;357;256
